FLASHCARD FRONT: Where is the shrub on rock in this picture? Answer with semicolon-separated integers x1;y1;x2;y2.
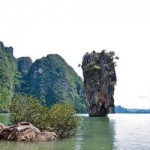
10;95;79;138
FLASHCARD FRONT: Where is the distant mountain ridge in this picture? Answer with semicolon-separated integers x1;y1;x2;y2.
115;105;150;113
0;41;86;112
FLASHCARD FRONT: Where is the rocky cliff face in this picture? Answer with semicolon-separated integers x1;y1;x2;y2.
82;50;118;116
17;57;32;77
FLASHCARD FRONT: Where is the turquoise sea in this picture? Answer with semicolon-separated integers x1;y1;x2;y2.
0;113;150;150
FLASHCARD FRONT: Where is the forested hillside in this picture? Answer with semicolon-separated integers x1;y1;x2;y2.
20;54;85;112
0;42;86;113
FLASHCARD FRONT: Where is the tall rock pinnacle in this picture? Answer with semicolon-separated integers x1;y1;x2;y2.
82;50;118;116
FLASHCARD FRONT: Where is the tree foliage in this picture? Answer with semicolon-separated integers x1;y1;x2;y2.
10;95;79;138
48;103;79;137
0;42;18;112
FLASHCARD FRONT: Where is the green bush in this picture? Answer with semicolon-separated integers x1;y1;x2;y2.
85;62;101;72
10;95;79;138
49;103;79;137
10;95;46;128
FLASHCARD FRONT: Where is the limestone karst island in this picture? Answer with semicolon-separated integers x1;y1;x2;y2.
0;42;118;142
82;51;118;116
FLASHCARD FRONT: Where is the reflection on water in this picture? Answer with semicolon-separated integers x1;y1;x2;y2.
75;117;115;150
1;114;150;149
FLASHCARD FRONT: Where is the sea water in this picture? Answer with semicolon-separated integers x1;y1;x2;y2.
0;113;150;150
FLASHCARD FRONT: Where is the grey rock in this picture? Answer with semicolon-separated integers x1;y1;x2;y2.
0;122;57;141
82;50;118;116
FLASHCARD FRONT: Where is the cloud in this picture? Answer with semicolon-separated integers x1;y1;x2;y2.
138;96;149;99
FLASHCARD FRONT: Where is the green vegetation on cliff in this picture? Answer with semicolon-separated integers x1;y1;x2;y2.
0;41;85;113
17;57;32;77
21;54;85;112
16;57;32;93
0;42;17;112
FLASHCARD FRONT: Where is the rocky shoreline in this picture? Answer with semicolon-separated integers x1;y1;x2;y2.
0;122;57;142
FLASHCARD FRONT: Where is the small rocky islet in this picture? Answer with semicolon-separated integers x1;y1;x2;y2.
82;51;118;116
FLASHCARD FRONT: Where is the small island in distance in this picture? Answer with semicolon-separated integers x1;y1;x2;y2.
115;105;150;113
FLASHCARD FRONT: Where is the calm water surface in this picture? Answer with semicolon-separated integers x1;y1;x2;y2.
0;114;150;150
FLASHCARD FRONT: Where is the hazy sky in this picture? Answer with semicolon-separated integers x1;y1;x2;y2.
1;0;150;108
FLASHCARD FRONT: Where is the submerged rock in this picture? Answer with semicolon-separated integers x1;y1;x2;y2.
0;122;57;141
82;50;118;117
